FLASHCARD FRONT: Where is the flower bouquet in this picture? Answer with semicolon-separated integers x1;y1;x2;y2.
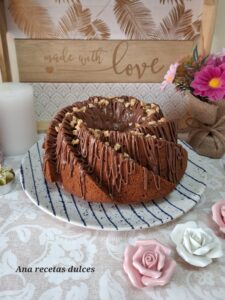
162;47;225;158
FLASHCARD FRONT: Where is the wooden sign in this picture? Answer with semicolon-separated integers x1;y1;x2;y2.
15;40;194;83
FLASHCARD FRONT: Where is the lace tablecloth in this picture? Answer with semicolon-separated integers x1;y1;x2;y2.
0;147;225;300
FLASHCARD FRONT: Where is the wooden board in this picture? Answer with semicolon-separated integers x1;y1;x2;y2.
16;40;194;83
0;0;11;81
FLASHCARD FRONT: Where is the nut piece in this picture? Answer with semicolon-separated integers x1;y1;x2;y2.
103;130;110;137
114;143;121;151
148;121;156;125
73;107;80;112
65;112;72;117
156;107;160;113
135;123;140;128
128;122;133;126
117;98;124;103
123;152;129;158
141;117;146;121
130;98;136;106
99;99;109;106
159;117;167;123
94;97;99;103
145;134;151;138
55;126;59;132
72;129;78;135
105;142;109;146
80;106;87;112
72;138;80;145
146;108;155;116
151;103;157;109
88;103;95;108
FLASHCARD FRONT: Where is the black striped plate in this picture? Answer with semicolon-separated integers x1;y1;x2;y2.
20;139;207;231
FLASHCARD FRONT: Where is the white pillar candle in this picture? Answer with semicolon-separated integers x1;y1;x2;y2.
0;83;37;156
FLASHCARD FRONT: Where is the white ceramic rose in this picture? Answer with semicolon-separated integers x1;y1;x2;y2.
171;221;223;267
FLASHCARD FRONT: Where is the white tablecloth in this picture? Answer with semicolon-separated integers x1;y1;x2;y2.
0;146;225;300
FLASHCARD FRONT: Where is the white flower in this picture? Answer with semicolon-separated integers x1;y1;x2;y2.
171;221;223;267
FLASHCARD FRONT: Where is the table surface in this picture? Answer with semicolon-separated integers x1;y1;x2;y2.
0;144;225;300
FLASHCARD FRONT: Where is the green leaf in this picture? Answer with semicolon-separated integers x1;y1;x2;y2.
193;46;199;62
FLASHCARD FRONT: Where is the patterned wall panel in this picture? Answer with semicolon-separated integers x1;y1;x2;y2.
5;0;203;40
32;82;187;121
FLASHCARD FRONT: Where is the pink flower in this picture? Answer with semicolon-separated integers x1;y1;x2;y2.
161;63;179;90
212;200;225;233
191;65;225;101
123;240;176;288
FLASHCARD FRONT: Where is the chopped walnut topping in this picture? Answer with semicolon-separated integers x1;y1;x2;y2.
94;97;99;103
148;121;156;125
80;106;87;112
125;102;131;108
114;143;121;151
70;120;76;127
152;135;157;139
156;107;160;113
105;142;109;146
151;103;157;109
73;107;80;112
135;123;141;128
140;101;145;107
130;131;144;136
123;152;129;157
72;129;78;135
159;117;166;123
128;122;133;126
88;103;95;108
99;99;109;106
103;130;110;137
117;98;124;103
130;98;136;106
141;117;146;121
145;134;151;138
146;108;155;116
58;123;62;128
65;112;71;117
72;138;80;145
77;119;83;126
55;126;59;132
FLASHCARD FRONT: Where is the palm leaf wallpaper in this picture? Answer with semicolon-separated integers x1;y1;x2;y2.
5;0;203;40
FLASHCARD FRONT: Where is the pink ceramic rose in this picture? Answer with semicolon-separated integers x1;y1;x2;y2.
123;240;176;288
212;200;225;233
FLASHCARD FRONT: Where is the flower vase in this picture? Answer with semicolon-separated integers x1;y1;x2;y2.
180;93;225;158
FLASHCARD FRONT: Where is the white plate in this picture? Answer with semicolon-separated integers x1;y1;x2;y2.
20;139;207;231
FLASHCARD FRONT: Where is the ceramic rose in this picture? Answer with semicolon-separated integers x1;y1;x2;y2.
123;240;176;288
212;200;225;233
171;221;223;267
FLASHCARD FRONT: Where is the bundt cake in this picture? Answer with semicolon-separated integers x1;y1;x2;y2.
43;96;188;204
